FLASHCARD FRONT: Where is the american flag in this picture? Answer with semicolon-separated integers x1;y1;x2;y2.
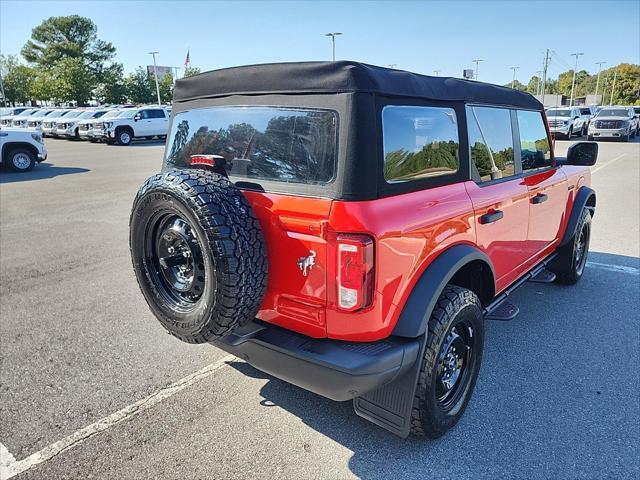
184;50;190;68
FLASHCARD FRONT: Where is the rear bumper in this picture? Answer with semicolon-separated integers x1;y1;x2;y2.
214;321;421;401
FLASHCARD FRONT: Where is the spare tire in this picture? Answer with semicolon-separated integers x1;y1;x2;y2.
130;168;268;343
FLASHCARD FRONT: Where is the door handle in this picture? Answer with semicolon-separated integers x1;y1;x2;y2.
479;210;504;224
531;193;548;204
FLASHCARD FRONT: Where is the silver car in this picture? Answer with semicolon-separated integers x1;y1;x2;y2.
588;107;638;141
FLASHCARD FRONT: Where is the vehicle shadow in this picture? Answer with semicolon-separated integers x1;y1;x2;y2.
126;139;166;148
0;162;89;184
225;250;639;479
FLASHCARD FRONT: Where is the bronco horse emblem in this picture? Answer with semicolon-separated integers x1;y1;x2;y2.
297;250;316;277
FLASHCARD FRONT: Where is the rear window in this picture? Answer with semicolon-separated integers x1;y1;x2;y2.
165;106;337;184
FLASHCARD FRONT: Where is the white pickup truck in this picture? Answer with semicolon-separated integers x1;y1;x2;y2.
0;127;47;172
94;106;170;145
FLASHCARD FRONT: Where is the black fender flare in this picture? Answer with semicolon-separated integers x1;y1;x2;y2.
391;244;495;338
559;187;595;247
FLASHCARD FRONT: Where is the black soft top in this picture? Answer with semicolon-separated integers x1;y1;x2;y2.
173;60;542;110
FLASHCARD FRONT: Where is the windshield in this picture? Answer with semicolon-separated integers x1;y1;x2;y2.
77;111;95;119
546;109;571;117
63;111;82;119
596;109;629;117
165;106;337;184
16;109;38;117
118;109;137;118
92;111;108;119
102;110;121;119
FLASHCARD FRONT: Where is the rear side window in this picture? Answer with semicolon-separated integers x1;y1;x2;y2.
580;108;591;115
165;106;337;184
142;109;166;119
382;106;459;183
516;110;551;171
467;106;515;182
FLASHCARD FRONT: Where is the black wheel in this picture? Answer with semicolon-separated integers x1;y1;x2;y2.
411;285;484;438
551;209;591;285
581;125;587;137
622;132;630;142
588;135;594;141
130;168;268;343
6;148;36;172
567;126;573;139
116;128;133;145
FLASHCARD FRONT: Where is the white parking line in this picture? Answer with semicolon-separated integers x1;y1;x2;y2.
587;261;640;275
0;354;236;479
591;152;627;174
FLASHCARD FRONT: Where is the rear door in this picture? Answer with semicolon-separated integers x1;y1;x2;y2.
464;105;531;291
516;109;568;259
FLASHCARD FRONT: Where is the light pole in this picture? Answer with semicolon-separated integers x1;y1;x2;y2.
594;61;606;101
472;59;483;81
610;69;618;105
433;70;441;76
148;51;162;105
510;66;520;89
324;32;342;62
569;52;584;106
535;70;543;95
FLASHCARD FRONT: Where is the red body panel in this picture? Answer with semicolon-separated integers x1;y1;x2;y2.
243;165;591;342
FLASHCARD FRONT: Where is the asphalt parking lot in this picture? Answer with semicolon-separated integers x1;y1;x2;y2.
1;136;639;479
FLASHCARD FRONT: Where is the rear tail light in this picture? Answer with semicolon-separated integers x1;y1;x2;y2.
337;234;374;311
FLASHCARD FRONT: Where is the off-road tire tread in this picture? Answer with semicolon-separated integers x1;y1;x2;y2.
552;208;591;285
410;285;482;438
130;168;268;343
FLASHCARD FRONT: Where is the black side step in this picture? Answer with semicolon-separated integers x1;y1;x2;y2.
483;253;557;322
485;301;519;321
529;269;556;283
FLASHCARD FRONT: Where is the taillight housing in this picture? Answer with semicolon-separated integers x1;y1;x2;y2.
337;234;374;311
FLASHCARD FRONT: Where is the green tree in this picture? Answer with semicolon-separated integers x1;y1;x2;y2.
125;67;155;104
607;64;640;105
158;73;174;103
51;58;96;105
0;55;35;105
183;66;201;77
95;63;127;104
22;15;115;76
31;68;59;104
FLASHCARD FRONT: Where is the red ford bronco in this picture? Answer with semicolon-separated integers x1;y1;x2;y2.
130;62;597;438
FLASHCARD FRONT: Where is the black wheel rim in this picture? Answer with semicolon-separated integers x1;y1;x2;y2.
144;212;210;313
575;221;589;276
435;319;477;410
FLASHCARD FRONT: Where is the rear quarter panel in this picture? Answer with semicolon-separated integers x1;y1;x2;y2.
325;183;475;341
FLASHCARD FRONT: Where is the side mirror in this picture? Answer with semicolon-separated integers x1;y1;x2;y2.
133;113;141;122
565;142;598;166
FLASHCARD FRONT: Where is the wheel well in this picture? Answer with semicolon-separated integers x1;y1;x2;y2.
116;125;134;134
586;193;596;210
449;260;495;307
2;142;38;165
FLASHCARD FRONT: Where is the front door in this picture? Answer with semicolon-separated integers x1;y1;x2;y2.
465;105;531;292
516;109;569;260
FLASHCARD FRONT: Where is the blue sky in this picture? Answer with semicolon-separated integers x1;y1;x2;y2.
1;1;638;85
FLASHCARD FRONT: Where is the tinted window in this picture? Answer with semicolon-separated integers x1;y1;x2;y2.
141;109;165;119
547;109;571;117
467;106;515;182
165;106;337;184
580;108;591;115
517;110;551;171
596;108;628;117
382;106;459;183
